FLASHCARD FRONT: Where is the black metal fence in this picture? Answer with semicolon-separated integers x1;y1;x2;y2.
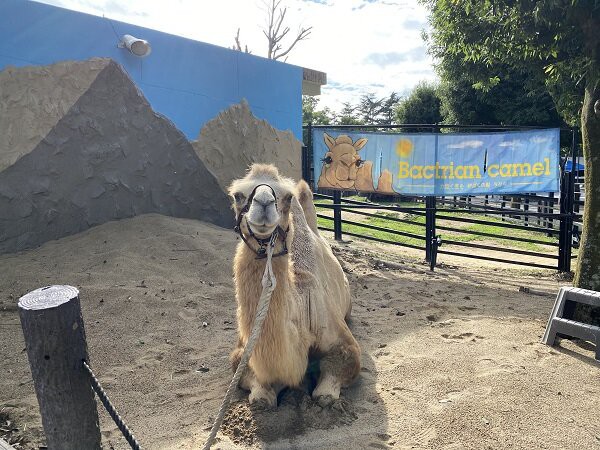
303;124;581;272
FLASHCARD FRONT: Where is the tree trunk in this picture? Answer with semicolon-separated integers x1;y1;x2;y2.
573;75;600;292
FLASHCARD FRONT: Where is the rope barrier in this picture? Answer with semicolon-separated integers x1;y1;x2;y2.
83;361;143;450
202;232;278;450
79;230;278;450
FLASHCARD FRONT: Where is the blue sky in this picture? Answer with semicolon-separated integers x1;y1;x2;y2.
36;0;437;112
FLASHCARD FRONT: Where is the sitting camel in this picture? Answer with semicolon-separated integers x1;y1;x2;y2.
228;164;361;406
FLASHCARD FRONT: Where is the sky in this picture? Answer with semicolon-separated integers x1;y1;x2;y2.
36;0;438;113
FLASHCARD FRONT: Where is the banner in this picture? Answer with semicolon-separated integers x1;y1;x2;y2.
312;128;560;195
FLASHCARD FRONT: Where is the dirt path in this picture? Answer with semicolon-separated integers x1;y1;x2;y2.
0;214;597;449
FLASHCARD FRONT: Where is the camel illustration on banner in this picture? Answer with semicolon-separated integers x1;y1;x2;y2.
317;133;394;193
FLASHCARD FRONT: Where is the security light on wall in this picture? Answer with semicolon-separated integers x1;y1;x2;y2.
118;34;151;57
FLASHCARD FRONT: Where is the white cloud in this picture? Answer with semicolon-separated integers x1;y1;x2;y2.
447;140;484;149
530;136;550;144
35;0;436;112
499;140;524;147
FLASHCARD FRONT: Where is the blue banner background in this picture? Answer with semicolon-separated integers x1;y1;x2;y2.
312;128;560;195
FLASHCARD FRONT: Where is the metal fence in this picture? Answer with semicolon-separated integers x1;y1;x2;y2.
303;124;581;272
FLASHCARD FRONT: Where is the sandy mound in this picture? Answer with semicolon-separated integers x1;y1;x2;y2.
192;100;302;191
1;214;598;449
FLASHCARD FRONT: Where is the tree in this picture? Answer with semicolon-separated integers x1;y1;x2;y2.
422;0;600;291
263;0;312;61
379;92;401;125
356;93;385;124
233;0;312;60
302;96;333;125
435;55;566;127
232;28;251;54
395;82;443;124
335;102;363;125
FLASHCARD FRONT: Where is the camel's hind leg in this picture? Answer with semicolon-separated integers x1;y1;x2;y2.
312;323;361;401
230;345;277;407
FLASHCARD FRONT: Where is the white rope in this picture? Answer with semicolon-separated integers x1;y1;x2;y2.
202;233;278;450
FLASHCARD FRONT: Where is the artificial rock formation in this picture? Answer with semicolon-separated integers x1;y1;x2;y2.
0;58;108;172
0;59;231;254
192;100;302;191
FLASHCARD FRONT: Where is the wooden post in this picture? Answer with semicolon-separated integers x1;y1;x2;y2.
18;286;101;450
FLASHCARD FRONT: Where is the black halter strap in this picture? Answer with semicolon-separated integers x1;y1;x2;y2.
234;184;289;259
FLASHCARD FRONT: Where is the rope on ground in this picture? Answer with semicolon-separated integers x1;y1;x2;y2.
202;232;278;450
83;360;143;450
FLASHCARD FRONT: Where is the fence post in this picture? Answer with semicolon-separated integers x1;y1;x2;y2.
548;192;554;236
301;145;308;182
425;196;436;262
333;190;342;241
558;171;574;272
306;122;313;186
18;285;101;450
565;172;574;273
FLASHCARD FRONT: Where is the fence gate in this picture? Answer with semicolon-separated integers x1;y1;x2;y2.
302;124;580;272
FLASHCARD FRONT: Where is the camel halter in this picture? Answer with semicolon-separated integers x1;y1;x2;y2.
234;183;289;259
202;231;278;450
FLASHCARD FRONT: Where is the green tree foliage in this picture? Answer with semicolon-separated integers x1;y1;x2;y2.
380;92;401;125
302;96;333;125
436;56;566;126
422;0;600;290
394;82;443;124
335;102;364;125
356;93;385;124
349;92;401;125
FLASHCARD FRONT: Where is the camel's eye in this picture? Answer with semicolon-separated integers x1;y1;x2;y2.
355;159;364;168
234;192;245;204
322;156;333;165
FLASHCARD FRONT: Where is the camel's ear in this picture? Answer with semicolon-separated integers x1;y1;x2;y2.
354;138;368;151
324;133;336;150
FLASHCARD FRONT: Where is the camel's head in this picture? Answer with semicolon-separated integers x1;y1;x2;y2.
321;133;368;189
228;164;295;240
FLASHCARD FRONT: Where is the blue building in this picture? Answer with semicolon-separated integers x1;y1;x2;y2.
0;0;326;140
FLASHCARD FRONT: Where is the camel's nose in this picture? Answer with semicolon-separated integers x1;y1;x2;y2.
252;186;276;208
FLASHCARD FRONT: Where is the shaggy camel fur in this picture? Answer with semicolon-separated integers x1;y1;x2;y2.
228;164;361;406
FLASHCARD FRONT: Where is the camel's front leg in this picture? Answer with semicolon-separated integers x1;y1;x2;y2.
230;346;277;407
312;324;361;402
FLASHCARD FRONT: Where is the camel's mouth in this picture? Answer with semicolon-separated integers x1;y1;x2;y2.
246;220;278;239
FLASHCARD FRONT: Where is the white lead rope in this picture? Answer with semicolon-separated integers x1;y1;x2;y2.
202;233;278;450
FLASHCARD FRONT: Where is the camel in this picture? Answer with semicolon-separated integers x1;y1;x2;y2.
228;164;361;407
318;133;375;191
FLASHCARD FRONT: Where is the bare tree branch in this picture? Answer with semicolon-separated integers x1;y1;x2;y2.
272;26;312;60
262;0;311;60
233;28;242;51
232;27;251;54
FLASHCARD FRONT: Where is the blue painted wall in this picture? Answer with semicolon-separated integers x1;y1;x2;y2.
0;0;303;140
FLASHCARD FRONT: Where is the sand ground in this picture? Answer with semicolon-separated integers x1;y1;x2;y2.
0;214;598;449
